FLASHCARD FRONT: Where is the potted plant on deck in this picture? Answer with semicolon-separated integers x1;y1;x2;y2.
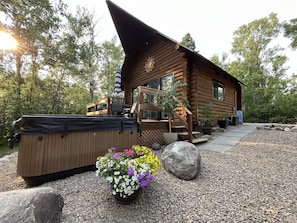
95;145;161;204
155;81;188;145
201;103;213;135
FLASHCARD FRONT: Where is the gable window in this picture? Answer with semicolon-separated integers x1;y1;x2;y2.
212;79;225;101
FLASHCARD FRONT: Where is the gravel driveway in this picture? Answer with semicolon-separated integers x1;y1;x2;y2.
1;126;297;222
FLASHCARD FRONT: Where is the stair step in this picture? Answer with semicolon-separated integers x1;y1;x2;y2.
188;138;208;144
178;131;200;136
172;125;186;129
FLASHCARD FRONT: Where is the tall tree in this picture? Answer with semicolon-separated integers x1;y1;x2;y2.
210;52;230;70
61;6;102;102
97;36;124;98
181;33;196;51
231;13;289;122
0;0;65;118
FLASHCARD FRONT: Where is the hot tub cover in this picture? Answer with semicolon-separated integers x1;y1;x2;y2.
19;114;139;134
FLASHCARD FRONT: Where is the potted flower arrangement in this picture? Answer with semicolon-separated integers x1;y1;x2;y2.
95;145;161;204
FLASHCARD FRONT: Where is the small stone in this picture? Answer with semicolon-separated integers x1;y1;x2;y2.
152;143;161;150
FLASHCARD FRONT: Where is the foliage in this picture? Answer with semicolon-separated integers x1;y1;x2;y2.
210;52;230;71
95;145;161;198
97;37;124;97
218;113;229;121
283;18;297;49
201;103;213;126
0;1;124;142
181;33;196;51
155;81;188;132
210;13;297;123
0;144;18;159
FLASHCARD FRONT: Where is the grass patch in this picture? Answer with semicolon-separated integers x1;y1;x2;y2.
0;144;18;158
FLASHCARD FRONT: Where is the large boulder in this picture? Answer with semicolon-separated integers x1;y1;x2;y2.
161;141;201;180
0;187;64;223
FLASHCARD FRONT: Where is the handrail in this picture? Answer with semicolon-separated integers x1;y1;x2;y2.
137;86;193;143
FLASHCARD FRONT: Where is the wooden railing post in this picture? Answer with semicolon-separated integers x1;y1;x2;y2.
137;87;143;124
187;114;193;143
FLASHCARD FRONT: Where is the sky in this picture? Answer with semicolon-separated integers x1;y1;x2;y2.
64;0;297;75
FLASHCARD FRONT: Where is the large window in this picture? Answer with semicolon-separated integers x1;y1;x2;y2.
132;74;173;119
212;79;225;101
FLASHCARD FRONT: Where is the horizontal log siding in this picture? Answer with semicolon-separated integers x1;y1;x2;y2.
123;37;187;105
17;130;137;177
195;60;238;124
186;55;199;121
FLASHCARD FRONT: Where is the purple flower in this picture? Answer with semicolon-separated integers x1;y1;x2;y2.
110;147;116;151
139;180;148;188
146;174;154;181
111;152;122;159
137;174;144;181
153;151;158;155
127;167;135;176
107;185;111;190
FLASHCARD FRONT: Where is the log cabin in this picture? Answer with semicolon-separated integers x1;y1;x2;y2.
104;1;243;147
12;0;243;186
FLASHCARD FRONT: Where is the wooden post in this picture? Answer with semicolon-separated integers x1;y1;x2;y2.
137;87;143;124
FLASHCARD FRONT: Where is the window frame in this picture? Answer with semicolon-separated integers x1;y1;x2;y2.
212;79;225;101
132;73;174;120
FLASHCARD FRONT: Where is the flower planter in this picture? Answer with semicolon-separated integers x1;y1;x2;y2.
114;188;142;204
218;120;228;129
96;145;161;203
163;132;178;145
201;126;212;135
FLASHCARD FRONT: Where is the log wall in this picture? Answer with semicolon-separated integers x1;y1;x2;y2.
193;59;239;123
123;36;187;106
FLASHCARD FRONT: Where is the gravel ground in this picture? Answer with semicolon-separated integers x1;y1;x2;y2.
1;126;297;222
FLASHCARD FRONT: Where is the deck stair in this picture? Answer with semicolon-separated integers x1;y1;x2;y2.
171;125;208;144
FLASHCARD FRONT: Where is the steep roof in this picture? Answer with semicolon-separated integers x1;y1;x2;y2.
106;0;243;85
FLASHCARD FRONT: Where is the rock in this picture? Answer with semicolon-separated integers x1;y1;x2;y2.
161;141;201;180
0;157;9;163
284;127;291;132
201;134;212;140
275;127;284;131
0;187;64;223
215;127;225;132
152;143;161;150
291;126;297;132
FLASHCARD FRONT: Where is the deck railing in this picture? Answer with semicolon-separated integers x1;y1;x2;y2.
136;86;193;143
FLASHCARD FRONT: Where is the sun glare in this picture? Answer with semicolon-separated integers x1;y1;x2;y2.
0;31;17;50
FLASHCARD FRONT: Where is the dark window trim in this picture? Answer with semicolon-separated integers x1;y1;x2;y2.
212;79;225;101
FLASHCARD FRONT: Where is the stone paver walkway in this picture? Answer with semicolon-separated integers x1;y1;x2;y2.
198;124;258;152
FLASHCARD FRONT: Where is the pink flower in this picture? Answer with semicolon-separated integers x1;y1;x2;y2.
125;149;134;156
